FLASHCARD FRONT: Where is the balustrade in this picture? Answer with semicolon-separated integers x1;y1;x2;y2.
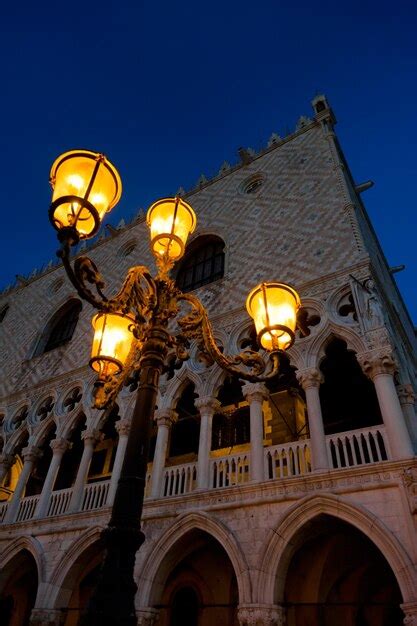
210;453;250;488
163;463;197;497
326;425;390;469
265;441;311;479
48;488;73;517
16;494;40;522
0;501;9;522
81;480;110;511
0;425;396;524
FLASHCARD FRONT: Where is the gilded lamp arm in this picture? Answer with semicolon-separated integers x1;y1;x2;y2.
177;292;281;383
58;238;157;320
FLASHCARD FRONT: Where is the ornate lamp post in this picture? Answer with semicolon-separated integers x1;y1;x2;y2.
48;150;301;626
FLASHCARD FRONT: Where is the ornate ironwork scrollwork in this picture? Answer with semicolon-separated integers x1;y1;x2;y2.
177;293;281;382
59;237;284;408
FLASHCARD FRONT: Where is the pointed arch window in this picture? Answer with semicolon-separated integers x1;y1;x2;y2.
37;299;82;355
176;235;225;292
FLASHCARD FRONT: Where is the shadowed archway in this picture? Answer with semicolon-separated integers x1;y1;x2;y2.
0;549;38;626
283;515;403;625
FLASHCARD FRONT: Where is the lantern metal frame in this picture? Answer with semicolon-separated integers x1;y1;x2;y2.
49;150;122;240
246;281;300;351
50;189;305;626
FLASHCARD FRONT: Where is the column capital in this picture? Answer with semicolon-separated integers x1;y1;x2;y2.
357;349;397;379
402;601;417;625
154;408;178;427
136;607;160;626
81;428;102;445
195;396;221;413
242;382;269;403
22;446;42;462
0;453;15;468
296;367;323;389
237;604;286;626
115;418;131;437
50;438;71;454
397;384;416;406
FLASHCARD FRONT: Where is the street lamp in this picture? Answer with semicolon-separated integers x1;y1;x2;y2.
48;149;301;626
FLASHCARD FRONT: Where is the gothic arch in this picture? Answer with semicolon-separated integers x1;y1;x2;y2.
45;526;103;609
305;322;366;368
0;535;44;590
286;342;306;371
136;511;252;608
4;424;29;455
204;364;229;398
256;494;417;606
229;318;255;354
32;414;58;447
160;368;202;410
59;408;87;440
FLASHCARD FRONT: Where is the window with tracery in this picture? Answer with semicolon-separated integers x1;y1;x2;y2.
39;299;82;354
176;236;225;292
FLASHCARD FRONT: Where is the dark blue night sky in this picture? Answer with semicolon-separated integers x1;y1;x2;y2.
1;1;416;320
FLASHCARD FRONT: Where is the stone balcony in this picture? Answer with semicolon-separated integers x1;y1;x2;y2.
0;424;390;526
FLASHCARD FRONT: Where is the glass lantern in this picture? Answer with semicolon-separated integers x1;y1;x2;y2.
146;197;196;261
90;311;135;379
246;282;300;351
49;149;122;240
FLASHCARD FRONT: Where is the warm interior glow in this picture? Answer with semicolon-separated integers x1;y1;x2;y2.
246;282;300;351
50;150;122;239
90;312;135;378
146;197;196;260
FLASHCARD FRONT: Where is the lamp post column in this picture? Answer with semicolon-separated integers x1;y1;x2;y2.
69;429;101;513
107;419;131;506
358;351;414;459
196;397;220;489
242;383;268;482
0;453;15;485
397;384;417;449
35;438;70;518
296;368;329;471
150;409;177;498
4;446;42;523
84;325;169;626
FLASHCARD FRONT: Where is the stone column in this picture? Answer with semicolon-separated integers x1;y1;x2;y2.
150;409;177;498
242;383;268;482
35;438;70;519
0;453;15;484
68;429;101;513
107;418;131;506
237;604;286;625
402;601;417;625
4;446;42;523
398;384;417;449
136;607;160;626
296;368;329;471
195;397;220;489
358;351;414;459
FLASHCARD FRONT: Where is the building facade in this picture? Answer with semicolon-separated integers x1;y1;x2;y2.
0;95;417;626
